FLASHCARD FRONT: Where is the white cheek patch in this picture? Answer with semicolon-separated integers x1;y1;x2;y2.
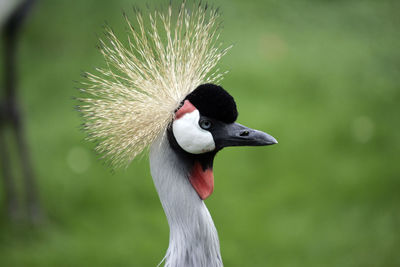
172;110;216;154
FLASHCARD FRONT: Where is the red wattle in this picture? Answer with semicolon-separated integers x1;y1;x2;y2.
189;161;214;200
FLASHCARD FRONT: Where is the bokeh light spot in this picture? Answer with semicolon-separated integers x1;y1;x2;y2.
352;116;374;143
258;33;287;61
67;146;91;174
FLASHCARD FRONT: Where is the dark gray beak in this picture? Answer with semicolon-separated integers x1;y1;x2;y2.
213;122;278;149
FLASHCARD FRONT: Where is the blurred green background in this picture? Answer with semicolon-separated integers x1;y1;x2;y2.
1;0;399;266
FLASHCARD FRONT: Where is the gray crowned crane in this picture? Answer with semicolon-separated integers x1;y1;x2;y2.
78;3;277;267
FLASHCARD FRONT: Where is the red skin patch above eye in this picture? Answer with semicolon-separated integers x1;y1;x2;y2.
175;100;196;119
189;161;214;200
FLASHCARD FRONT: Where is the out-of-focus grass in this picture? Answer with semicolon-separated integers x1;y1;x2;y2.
0;0;399;266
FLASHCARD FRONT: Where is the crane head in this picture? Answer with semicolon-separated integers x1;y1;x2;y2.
169;83;277;200
79;3;277;177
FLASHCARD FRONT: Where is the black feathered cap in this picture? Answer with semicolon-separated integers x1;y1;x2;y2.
185;84;238;123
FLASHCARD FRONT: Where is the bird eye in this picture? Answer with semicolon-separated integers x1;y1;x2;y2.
199;119;212;130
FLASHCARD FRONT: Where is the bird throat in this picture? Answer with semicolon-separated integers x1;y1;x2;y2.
167;125;217;200
149;134;223;266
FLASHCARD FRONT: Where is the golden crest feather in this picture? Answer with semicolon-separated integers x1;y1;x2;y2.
78;2;230;167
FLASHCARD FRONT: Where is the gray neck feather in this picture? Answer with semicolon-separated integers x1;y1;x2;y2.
150;133;223;267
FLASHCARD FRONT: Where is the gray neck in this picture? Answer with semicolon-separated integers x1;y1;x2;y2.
149;133;223;267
